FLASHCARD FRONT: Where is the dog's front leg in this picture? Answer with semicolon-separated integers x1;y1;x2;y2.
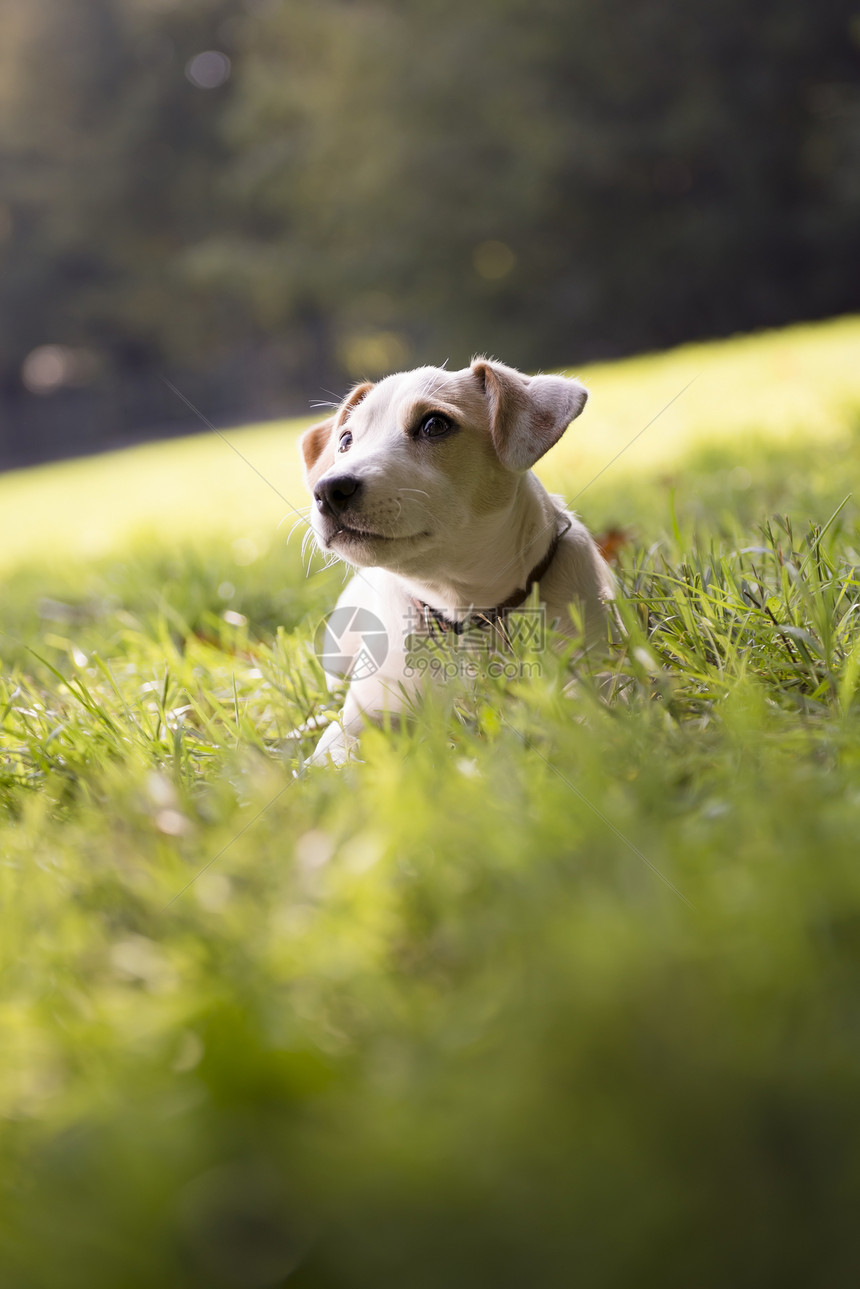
310;667;412;766
309;688;364;766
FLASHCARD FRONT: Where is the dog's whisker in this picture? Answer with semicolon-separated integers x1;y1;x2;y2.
284;510;312;543
420;370;448;401
301;527;318;575
395;486;435;522
317;388;343;406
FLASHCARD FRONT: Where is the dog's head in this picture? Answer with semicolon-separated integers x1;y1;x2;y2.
300;359;587;575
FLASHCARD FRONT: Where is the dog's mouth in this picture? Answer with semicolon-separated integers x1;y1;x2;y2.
326;524;429;547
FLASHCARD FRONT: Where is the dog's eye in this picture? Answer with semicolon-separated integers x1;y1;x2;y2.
418;414;452;439
338;431;353;453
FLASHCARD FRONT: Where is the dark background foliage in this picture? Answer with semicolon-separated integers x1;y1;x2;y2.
1;0;858;467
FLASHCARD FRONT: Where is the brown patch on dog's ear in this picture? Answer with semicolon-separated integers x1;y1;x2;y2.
472;358;588;471
300;416;337;490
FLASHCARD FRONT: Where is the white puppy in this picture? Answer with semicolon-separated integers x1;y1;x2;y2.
300;358;613;763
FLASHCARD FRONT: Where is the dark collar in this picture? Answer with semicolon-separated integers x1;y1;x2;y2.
411;512;572;636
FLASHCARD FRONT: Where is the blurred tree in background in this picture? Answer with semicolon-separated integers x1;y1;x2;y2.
0;0;858;465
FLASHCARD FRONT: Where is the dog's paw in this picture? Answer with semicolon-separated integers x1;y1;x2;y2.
309;720;361;767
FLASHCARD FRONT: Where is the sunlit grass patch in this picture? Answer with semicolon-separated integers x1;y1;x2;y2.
560;313;860;483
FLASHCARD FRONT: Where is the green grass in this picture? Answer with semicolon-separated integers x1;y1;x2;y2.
2;315;860;1287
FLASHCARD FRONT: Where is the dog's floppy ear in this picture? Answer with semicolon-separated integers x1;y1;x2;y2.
300;416;337;489
471;358;588;471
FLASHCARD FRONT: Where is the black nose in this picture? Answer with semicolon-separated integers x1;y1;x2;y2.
314;473;363;517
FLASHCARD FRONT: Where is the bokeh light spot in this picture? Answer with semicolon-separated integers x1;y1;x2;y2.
21;345;98;395
185;50;231;90
473;240;516;281
339;330;411;379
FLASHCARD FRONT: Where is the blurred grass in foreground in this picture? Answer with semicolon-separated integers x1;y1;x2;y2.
1;316;860;1287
